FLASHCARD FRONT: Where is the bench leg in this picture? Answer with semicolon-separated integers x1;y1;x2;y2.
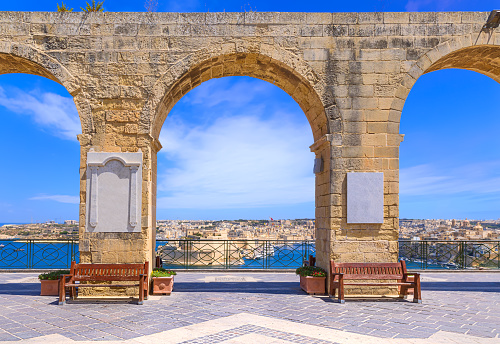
329;286;337;298
338;277;345;304
399;285;408;299
58;279;65;305
413;274;422;303
138;275;145;305
144;281;149;300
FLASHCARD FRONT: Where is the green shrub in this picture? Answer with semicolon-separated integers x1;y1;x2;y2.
151;267;177;277
295;266;326;277
38;270;70;280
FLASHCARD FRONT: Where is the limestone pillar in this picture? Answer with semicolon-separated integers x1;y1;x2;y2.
77;104;160;271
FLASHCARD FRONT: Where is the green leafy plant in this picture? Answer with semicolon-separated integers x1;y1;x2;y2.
151;267;177;277
38;270;70;280
295;266;326;277
81;0;104;12
57;2;73;12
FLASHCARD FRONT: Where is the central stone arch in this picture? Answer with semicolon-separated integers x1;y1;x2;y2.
144;44;331;141
142;43;335;269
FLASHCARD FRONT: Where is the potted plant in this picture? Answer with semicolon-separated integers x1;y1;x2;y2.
38;270;69;296
151;268;177;295
296;266;326;295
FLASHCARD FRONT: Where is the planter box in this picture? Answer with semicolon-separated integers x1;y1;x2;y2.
40;279;60;296
300;276;326;295
152;276;174;295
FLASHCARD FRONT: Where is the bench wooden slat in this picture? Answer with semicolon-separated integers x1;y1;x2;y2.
335;274;404;280
343;283;415;286
64;283;140;288
71;276;143;282
332;262;404;268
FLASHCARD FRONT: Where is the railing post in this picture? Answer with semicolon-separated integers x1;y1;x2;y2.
459;241;465;269
498;242;500;269
225;240;229;269
28;239;32;269
424;241;428;270
184;240;188;269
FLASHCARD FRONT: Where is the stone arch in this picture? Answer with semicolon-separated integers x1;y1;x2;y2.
390;35;500;131
142;43;331;143
0;41;93;135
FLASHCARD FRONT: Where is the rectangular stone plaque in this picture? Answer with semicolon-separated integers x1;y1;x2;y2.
85;151;142;233
347;172;384;224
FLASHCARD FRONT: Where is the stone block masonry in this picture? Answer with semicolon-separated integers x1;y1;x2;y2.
0;11;497;294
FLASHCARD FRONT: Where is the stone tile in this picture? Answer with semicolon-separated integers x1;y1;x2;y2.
0;332;20;341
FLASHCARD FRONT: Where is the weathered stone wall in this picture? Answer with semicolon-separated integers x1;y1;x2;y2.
0;11;498;281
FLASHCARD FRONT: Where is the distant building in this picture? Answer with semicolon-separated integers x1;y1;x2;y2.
64;220;78;225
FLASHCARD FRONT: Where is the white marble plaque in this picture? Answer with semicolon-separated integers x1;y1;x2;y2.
86;151;142;232
347;172;384;224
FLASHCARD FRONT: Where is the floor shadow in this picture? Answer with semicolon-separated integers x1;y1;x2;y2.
422;281;500;292
0;283;40;295
61;298;140;305
174;281;304;294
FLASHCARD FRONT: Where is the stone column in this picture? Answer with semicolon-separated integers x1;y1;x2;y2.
77;103;160;274
310;134;333;272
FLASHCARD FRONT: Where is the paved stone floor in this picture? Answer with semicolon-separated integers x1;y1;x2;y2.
0;272;499;343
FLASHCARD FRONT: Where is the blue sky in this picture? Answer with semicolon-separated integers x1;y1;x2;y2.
1;0;500;222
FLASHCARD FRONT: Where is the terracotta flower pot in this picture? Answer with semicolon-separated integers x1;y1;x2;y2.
300;275;326;295
152;276;174;295
40;279;60;296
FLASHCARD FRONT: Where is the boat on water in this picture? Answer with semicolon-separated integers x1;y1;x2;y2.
0;244;4;248
247;245;275;260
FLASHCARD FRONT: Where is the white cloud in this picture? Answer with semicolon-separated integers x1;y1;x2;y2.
157;112;314;209
0;86;80;140
29;195;79;204
187;78;269;108
400;162;500;196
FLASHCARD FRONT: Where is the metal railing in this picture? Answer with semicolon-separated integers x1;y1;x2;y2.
156;239;315;269
1;239;499;270
399;240;500;270
0;239;79;269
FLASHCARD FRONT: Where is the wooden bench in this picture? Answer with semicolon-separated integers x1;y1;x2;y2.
59;261;149;305
329;260;421;304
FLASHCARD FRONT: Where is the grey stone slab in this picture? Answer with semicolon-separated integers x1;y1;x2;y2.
347;172;384;224
12;330;42;339
0;332;19;341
